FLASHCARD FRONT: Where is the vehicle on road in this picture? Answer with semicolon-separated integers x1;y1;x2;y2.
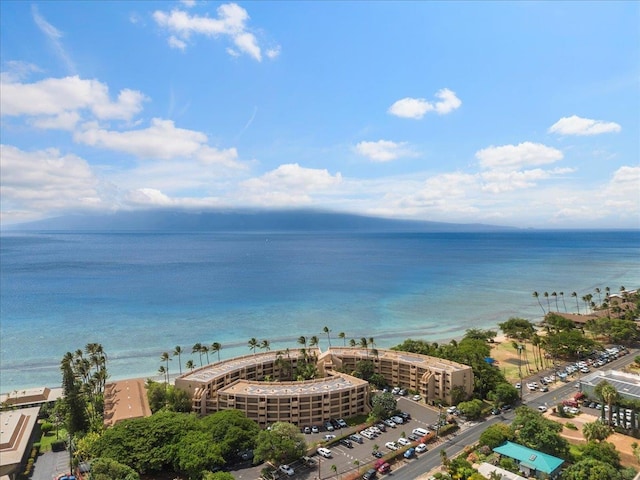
537;405;547;412
324;434;336;441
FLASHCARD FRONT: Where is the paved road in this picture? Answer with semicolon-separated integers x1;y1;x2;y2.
391;347;638;480
32;450;70;480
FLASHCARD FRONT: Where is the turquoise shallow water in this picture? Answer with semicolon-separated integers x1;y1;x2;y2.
1;230;639;393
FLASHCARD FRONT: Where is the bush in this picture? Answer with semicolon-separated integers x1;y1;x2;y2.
51;439;66;452
565;422;578;430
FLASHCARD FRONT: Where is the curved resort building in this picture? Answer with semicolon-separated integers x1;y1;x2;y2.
175;348;473;428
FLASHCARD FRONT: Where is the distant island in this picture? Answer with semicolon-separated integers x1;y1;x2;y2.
2;208;518;233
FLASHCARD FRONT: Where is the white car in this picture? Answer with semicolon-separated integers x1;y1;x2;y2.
391;415;405;424
415;443;428;453
385;441;398;451
360;429;375;439
317;447;332;458
397;437;411;446
412;394;422;401
446;406;457;414
384;419;396;428
324;434;336;441
537;405;547;412
279;464;294;476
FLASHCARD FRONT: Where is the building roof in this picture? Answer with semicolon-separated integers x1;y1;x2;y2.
0;386;63;407
0;406;40;474
103;378;152;426
493;442;564;474
581;370;640;400
477;462;527;480
220;372;367;396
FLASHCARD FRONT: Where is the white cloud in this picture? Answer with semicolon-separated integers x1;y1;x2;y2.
549;115;621;136
480;167;573;193
476;142;563;170
153;3;279;61
0;61;41;83
0;144;107;216
388;88;461;119
74;118;245;170
239;164;342;206
1;75;147;124
355;140;412;162
31;5;76;74
180;0;197;7
30;111;80;131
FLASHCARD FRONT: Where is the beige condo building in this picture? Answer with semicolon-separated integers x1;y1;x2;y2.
175;347;473;427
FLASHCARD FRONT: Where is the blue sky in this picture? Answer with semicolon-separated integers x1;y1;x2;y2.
1;1;638;228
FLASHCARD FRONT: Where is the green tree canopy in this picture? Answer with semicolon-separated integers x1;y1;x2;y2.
543;313;576;333
203;472;236;480
498;318;535;340
89;457;140;480
582;421;612;443
562;458;622;480
478;423;514;449
200;409;260;463
175;430;225;480
510;406;568;458
580;441;620;468
353;360;375;381
371;392;397;420
253;422;306;466
488;383;519;407
457;399;484;420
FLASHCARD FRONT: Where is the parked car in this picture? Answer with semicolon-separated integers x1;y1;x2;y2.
279;464;294;476
363;468;377;480
324;434;336;441
403;447;416;459
383;419;396;428
350;434;364;444
397;437;411;446
412;394;422;401
317;447;332;458
385;441;398;451
415;443;428;453
375;459;391;473
340;439;353;448
537;405;547;412
372;450;383;458
325;421;335;431
337;418;348;428
391;415;405;424
311;425;319;433
303;426;311;434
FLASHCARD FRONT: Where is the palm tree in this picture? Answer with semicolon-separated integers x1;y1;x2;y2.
600;383;620;426
158;365;167;385
559;291;567;312
595;287;602;307
330;464;337;478
185;360;195;371
582;421;611;443
298;336;307;349
551;292;559;312
160;352;171;381
173;346;183;375
323;326;332;349
260;339;271;352
211;342;222;362
349;338;357;347
338;332;346;347
571;291;580;314
248;337;259;355
201;345;210;364
192;342;204;366
359;337;369;356
309;335;319;348
544;292;551;312
532;291;545;315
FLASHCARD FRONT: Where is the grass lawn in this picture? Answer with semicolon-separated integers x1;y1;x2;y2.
39;427;68;452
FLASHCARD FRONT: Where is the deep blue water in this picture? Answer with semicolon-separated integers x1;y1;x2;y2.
1;230;639;393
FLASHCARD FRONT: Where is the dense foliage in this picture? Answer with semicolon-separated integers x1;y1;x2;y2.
146;380;193;413
88;409;259;479
253;421;307;466
510;406;568;458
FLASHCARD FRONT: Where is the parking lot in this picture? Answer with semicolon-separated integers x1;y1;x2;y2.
234;395;444;479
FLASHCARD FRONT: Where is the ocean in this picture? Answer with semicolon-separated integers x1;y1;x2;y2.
1;230;638;393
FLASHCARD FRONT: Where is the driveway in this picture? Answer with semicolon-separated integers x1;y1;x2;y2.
32;450;70;480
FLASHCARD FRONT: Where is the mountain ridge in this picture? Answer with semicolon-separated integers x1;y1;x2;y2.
2;209;518;233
